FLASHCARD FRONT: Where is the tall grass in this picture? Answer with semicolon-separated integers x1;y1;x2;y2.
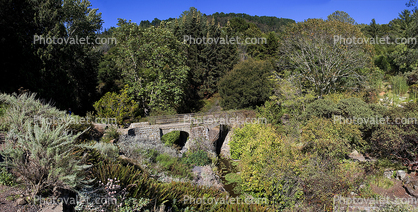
390;75;409;96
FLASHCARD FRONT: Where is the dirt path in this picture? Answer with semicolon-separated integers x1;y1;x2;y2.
0;185;39;212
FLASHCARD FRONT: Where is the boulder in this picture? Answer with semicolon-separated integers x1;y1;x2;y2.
383;170;393;179
16;198;26;205
397;170;407;181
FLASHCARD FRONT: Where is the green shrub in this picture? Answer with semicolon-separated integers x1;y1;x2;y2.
0;167;15;186
182;150;211;167
156;153;191;179
336;97;382;130
1;119;91;198
302;98;339;119
256;100;284;126
118;197;150;212
302;117;365;159
93;85;139;125
161;131;180;146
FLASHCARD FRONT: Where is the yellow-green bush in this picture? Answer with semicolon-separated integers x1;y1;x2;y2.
93;85;139;125
301;117;366;159
230;124;306;209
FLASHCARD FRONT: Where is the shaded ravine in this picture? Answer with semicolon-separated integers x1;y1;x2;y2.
217;157;240;197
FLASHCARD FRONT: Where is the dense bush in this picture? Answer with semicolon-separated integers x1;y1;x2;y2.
0;92;64;132
1;119;90;198
93;85;139;125
336;97;382;130
156;153;192;179
256;100;284;126
302;117;365;159
301;158;365;211
230;124;305;209
0;93;91;198
302;98;339;119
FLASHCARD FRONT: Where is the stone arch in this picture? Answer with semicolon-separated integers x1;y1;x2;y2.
160;129;189;148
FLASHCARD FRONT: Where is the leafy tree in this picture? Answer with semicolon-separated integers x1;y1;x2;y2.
362;19;381;38
113;20;189;113
278;19;374;97
265;32;279;57
97;47;123;94
327;11;357;25
0;0;103;114
219;59;273;109
93;85;139;125
390;9;415;39
256;100;284;126
389;43;418;73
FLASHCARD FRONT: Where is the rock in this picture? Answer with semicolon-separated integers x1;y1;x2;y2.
220;131;232;159
128;122;149;129
383;170;393;179
397;170;407;181
16;198;27;205
348;150;366;162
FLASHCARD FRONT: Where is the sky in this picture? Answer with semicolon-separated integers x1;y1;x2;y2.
89;0;413;30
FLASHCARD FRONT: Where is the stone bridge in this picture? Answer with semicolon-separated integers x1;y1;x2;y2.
117;110;256;154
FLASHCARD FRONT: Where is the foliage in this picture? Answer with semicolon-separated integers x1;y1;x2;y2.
390;75;409;96
327;11;357;25
182;150;211;167
0;167;15;186
156;154;192;179
278;19;374;97
219;58;273;109
101;126;120;143
230;124;305;209
370;102;418;159
302;99;339;119
94;85;139;125
336;97;383;130
0;0;103;113
0;92;65;132
271;77;316;116
118;197;150;212
92;142;120;161
1;119;91;199
256;100;284;126
301;158;365;211
97;47;123;95
114;20;189;113
301;117;365;159
389;44;418;74
161;131;181;147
